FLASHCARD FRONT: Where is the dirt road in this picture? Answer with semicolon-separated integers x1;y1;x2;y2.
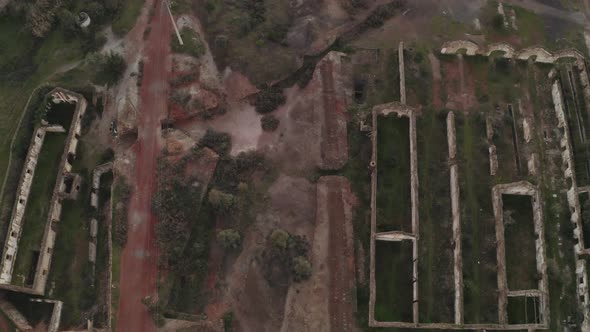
116;1;171;331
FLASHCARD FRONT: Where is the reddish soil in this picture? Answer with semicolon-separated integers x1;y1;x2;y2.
116;1;171;331
319;57;349;170
325;177;357;332
442;57;477;112
0;314;10;332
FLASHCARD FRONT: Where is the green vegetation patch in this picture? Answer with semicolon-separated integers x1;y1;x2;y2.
12;132;67;287
374;240;413;322
503;194;538;291
172;27;206;57
376;114;411;232
456;113;499;324
416;109;454;323
111;0;144;36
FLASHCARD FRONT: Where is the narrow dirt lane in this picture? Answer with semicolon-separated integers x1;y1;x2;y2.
116;1;171;331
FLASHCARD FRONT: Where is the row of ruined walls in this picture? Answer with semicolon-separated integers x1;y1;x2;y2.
441;40;584;64
32;89;87;294
0;124;65;285
0;88;87;294
551;80;590;329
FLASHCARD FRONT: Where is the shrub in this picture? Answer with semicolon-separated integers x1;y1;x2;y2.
223;311;234;332
292;256;312;281
217;229;241;250
261;114;279;131
198;129;232;156
208;188;236;212
102;52;127;84
254;88;286;114
270;229;289;250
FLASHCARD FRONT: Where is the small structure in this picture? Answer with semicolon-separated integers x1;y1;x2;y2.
76;12;91;28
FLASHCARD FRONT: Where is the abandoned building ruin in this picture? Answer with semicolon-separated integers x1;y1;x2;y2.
368;41;590;330
0;88;87;297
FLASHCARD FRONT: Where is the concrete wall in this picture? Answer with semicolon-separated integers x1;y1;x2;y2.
441;40;584;63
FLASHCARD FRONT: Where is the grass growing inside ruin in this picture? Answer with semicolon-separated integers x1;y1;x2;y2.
376;114;411;232
558;66;590;186
49;196;94;327
503;194;538;291
416;109;454;323
112;0;144;37
456;113;499;324
374;240;413;322
12;133;67;287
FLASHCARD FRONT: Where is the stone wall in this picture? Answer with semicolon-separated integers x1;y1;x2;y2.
0;297;32;331
441;40;584;63
0;124;66;285
491;181;549;326
32;88;87;294
551;81;590;329
447;112;463;325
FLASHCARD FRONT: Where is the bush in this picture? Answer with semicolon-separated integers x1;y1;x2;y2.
261;114;279;131
198;129;232;156
292;256;312;281
217;229;241;250
223;311;234;332
254;88;286;114
102;52;127;84
270;229;289;250
208;188;236;212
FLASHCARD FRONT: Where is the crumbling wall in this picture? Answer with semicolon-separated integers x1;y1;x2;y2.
0;124;65;284
91;162;113;208
492;181;549;325
441;40;584;63
0;297;32;331
399;41;406;105
447;112;463;325
32;88;87;294
551;81;590;329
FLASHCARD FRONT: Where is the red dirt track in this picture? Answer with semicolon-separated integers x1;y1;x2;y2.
116;1;171;331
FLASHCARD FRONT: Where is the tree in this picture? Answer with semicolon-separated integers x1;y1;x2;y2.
292;256;312;281
208;188;236;212
270;229;289;250
102;52;127;84
261;114;279;131
217;229;241;250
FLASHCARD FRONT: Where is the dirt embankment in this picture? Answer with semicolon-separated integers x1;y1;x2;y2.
281;176;358;332
262;51;352;174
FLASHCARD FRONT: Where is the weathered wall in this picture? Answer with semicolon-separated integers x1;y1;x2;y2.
447;112;463;325
0;124;65;284
441;40;584;63
0;297;32;331
33;88;87;294
551;81;590;329
492;181;549;325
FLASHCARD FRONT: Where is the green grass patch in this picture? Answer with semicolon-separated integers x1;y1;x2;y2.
172;27;206;57
12;133;67;286
456;113;499;324
416;109;454;323
503;194;538;291
376;114;411;232
112;0;144;37
374;240;413;322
